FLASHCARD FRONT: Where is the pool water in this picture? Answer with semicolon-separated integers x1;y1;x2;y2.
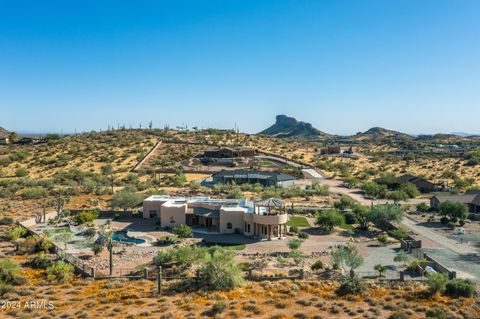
111;231;146;245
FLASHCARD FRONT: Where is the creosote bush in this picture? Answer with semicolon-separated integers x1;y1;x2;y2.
47;261;74;282
336;277;365;296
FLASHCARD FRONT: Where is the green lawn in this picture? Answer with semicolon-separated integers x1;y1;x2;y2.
255;161;274;166
203;242;246;250
288;216;310;227
339;219;354;230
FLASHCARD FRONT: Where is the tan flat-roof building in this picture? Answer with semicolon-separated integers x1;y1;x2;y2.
142;195;288;240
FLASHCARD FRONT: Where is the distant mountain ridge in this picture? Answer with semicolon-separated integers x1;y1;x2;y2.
350;127;413;141
258;115;330;138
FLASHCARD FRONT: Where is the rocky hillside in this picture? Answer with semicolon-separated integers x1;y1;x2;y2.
350;127;413;142
0;126;9;139
259;115;330;138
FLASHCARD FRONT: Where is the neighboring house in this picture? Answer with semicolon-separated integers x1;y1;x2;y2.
0;136;9;145
317;146;354;156
142;196;288;240
202;147;257;159
211;169;297;187
430;192;480;213
392;174;437;193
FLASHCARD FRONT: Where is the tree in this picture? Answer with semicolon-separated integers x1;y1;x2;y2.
172;225;193;238
386;190;409;203
353;205;370;230
361;181;388;199
399;182;420;198
8;132;19;143
368;204;404;232
315;209;343;233
334;196;358;211
198;248;244;291
393;250;409;266
111;190;142;212
439;201;468;222
331;244;364;272
374;263;387;277
50;188;70;221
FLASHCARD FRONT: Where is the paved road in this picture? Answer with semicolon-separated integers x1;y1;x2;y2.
401;216;480;281
301;168;327;179
401;216;477;254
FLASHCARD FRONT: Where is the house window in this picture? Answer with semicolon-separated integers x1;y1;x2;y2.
227;222;232;229
244;222;247;232
149;210;157;218
247;224;250;233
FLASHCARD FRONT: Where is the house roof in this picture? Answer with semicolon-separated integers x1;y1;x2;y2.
255;198;285;207
212;169;296;182
396;174;435;186
192;207;220;218
432;193;480;206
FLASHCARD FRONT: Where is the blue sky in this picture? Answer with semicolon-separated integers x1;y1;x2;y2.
1;1;479;135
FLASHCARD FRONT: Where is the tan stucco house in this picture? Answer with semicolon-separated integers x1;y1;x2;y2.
143;195;288;240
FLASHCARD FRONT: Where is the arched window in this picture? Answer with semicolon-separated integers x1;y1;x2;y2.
227;222;233;229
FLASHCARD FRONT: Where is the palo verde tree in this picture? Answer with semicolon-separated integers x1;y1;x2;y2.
331;244;364;273
111;189;143;213
315;209;343;233
368;204;404;232
439;200;468;222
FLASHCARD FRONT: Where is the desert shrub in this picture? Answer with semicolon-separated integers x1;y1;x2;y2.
31;252;53;269
297;232;309;239
336;277;365;296
15;168;29;177
212;300;227;314
197;248;244;291
446;222;455;229
416;202;430;212
287;238;303;250
0;258;26;285
377;233;388;244
73;208;100;224
426;273;448;295
311;260;324;271
46;261;74;282
92;243;104;255
0;283;14;296
0;216;14;225
444;278;475;297
7;226;27;240
154;250;173;267
172;225;193;238
440;216;449;224
426;307;449;319
20;187;48;200
289;225;299;233
388;311;409;319
388;227;409;240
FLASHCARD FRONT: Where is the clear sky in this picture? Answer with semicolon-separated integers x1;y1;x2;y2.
1;0;479;135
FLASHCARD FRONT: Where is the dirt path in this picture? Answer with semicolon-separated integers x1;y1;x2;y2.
317;178;429;206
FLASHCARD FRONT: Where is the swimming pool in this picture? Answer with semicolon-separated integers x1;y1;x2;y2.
111;231;146;245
